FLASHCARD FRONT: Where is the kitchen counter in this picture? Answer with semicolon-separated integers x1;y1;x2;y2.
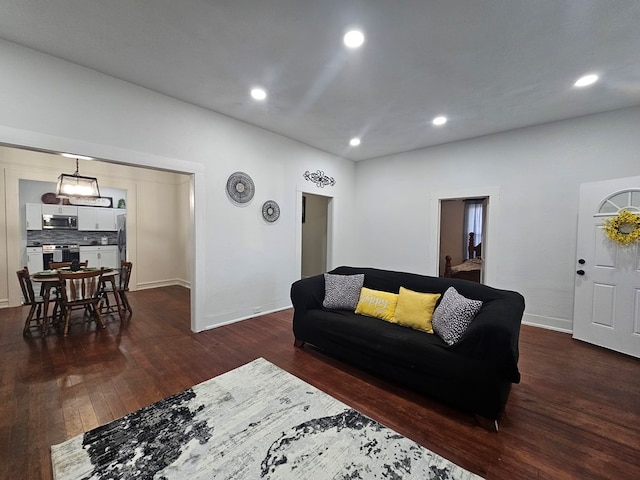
78;243;119;246
27;243;118;247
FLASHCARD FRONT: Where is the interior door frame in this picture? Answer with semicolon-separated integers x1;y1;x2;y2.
429;187;500;286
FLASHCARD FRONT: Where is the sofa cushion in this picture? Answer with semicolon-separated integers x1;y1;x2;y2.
322;273;364;310
432;287;483;345
393;287;441;333
301;309;449;364
355;287;398;321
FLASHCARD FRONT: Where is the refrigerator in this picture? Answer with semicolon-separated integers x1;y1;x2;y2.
116;214;127;264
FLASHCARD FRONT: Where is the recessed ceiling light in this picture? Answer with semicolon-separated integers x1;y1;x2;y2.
61;153;93;160
343;30;365;49
250;87;267;100
432;116;448;126
574;74;599;88
349;137;361;146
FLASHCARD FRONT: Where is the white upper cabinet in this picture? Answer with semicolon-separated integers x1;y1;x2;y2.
41;204;77;216
26;203;42;230
96;208;117;231
78;207;117;231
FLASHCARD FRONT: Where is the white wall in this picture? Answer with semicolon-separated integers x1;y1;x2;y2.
355;106;640;332
6;38;635;334
0;39;357;331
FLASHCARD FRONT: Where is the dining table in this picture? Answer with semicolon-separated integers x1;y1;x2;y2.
31;267;121;335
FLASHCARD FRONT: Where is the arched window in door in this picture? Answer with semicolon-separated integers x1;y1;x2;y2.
597;190;640;215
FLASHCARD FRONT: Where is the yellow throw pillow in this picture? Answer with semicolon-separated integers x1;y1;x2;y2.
355;287;399;322
393;287;441;333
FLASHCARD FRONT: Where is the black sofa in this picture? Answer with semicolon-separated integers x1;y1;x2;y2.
291;266;525;430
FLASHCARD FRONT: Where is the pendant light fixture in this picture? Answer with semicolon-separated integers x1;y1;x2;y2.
56;154;101;198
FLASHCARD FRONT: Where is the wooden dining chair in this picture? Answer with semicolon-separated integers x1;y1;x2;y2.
49;261;88;270
16;267;46;336
57;270;106;336
99;261;133;317
98;269;124;319
118;261;133;314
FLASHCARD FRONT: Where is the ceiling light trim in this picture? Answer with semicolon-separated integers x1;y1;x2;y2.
574;74;599;88
343;30;365;49
250;87;267;100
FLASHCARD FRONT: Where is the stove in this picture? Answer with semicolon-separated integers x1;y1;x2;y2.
42;244;80;269
42;244;80;253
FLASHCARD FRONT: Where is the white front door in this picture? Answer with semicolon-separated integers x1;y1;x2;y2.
573;177;640;358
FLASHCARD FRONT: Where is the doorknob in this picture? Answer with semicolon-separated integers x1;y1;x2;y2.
576;269;585;276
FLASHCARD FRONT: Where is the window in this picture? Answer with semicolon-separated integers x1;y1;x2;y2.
463;199;484;258
597;190;640;215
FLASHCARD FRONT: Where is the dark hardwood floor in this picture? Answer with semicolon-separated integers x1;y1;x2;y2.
1;285;639;479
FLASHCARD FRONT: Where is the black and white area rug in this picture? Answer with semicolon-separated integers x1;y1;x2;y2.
51;358;483;479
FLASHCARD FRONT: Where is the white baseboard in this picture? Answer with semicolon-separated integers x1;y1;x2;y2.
522;313;572;334
200;304;292;332
135;278;191;290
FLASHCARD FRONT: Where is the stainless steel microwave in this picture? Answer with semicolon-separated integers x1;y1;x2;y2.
42;214;78;230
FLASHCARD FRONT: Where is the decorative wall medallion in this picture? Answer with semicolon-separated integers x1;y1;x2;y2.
303;170;335;188
262;200;280;223
226;172;255;204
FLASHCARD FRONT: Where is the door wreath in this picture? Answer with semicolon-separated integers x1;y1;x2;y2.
602;210;640;245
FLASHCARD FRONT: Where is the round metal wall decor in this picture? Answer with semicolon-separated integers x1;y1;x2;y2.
226;171;255;204
262;200;280;223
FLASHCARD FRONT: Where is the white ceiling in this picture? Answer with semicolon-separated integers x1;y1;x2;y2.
1;0;639;161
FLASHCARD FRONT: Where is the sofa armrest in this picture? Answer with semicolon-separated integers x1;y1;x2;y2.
450;291;525;383
291;274;326;316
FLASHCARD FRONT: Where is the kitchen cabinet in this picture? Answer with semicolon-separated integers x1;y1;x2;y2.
80;247;99;268
100;246;119;269
27;247;43;273
78;207;117;231
80;245;118;268
96;209;117;231
26;203;42;230
41;204;77;216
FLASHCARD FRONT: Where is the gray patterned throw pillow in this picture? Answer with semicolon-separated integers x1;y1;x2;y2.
432;287;483;345
323;273;365;310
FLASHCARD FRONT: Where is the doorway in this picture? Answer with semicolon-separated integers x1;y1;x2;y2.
430;187;499;286
301;193;330;278
438;197;487;280
3;146;195;328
